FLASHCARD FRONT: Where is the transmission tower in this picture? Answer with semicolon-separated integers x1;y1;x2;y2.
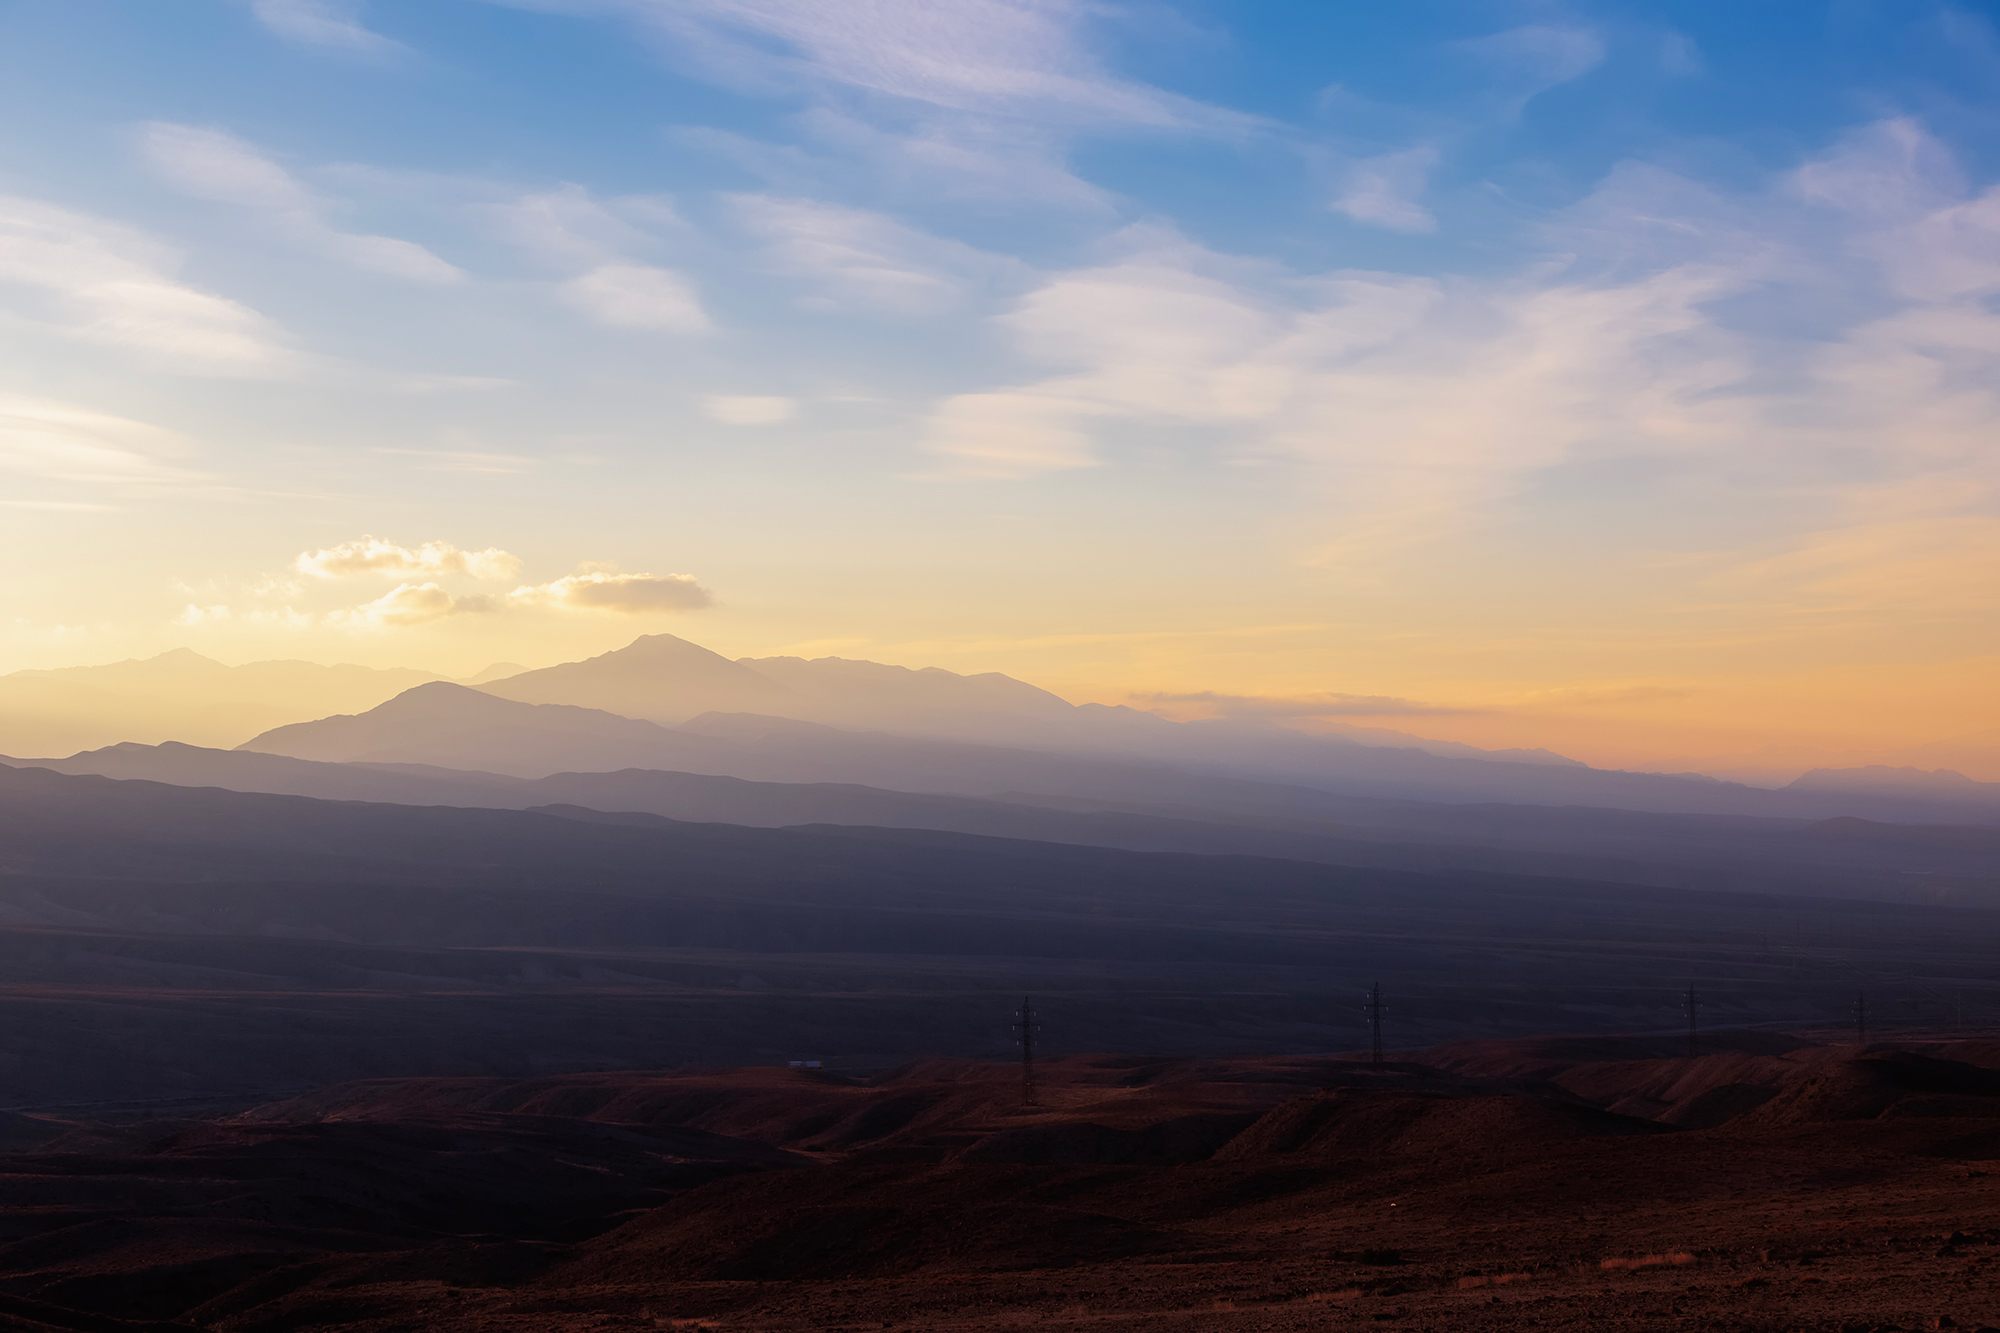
1683;983;1700;1059
1855;989;1867;1045
1366;981;1384;1066
1012;996;1040;1107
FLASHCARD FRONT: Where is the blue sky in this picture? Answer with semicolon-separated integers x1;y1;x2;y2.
3;0;2000;766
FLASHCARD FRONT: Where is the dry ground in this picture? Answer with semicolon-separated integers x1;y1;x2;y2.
4;1037;2000;1331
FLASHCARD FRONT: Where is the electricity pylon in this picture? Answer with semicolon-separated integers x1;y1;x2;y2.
1012;996;1040;1107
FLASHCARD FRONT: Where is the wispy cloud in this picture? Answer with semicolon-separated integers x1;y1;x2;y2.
0;194;294;376
141;123;462;283
489;184;681;266
0;397;208;498
590;0;1248;129
731;194;1013;314
247;0;408;57
928;219;1745;535
560;263;710;331
1454;23;1606;112
489;184;711;332
524;0;1254;211
1332;146;1438;233
917;118;2000;611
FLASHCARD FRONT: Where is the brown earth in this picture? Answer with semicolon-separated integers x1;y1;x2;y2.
5;1036;2000;1331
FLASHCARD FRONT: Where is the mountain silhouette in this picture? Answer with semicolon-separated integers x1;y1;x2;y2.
240;681;733;775
481;634;789;722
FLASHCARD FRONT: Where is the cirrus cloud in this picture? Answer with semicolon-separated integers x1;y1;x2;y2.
0;193;293;376
141;123;463;283
247;0;407;57
560;263;710;332
569;0;1249;130
0;395;217;499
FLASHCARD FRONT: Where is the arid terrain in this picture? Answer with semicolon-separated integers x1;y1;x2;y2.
5;1031;2000;1331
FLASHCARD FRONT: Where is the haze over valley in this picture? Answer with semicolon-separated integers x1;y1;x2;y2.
5;627;2000;1117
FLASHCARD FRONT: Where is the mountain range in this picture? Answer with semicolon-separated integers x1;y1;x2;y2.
8;633;2000;834
6;635;2000;1108
0;648;449;754
225;669;2000;827
3;757;1997;1108
0;636;1608;774
483;634;1588;769
7;732;2000;913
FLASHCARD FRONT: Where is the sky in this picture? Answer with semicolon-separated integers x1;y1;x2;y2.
3;0;2000;770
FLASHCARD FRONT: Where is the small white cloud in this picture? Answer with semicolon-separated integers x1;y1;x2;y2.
704;395;796;425
174;604;235;626
322;232;463;283
509;571;713;614
562;264;711;332
248;0;406;56
141;123;462;283
1332;147;1439;234
294;536;521;580
142;122;316;217
328;582;496;628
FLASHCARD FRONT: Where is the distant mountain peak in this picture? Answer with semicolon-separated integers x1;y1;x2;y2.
1791;764;1989;792
381;680;510;711
464;661;529;685
479;633;786;725
10;646;230;681
612;633;749;664
235;679;707;773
